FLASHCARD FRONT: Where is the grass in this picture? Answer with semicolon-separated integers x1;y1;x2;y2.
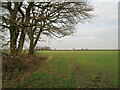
3;51;118;88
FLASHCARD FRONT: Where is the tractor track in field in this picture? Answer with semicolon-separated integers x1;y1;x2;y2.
88;72;112;88
74;65;112;88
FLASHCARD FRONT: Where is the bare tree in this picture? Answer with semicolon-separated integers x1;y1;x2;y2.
1;1;34;55
26;2;94;54
1;2;25;55
1;0;94;55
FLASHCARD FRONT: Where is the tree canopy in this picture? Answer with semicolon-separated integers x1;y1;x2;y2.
0;0;94;55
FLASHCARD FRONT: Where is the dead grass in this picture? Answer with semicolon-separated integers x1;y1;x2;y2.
45;56;53;62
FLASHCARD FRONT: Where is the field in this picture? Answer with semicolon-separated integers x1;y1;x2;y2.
4;51;118;88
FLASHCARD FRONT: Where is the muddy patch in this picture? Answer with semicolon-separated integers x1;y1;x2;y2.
88;72;112;88
74;65;88;88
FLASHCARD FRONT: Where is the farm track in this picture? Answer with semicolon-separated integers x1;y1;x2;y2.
45;56;53;62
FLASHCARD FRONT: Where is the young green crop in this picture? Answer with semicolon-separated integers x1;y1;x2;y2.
15;51;118;88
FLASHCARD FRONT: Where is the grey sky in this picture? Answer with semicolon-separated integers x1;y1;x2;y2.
0;1;119;50
34;1;118;50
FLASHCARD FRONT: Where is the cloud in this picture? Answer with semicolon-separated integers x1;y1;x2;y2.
80;36;96;40
36;2;118;49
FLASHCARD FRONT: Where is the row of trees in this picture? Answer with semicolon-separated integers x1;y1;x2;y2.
1;0;93;55
35;46;51;51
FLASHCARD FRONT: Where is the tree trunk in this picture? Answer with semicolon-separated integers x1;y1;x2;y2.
29;45;35;54
8;3;20;55
10;26;19;55
28;30;42;55
28;38;35;54
17;29;25;55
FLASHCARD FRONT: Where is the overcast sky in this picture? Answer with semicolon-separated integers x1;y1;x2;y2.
0;0;119;50
34;0;119;50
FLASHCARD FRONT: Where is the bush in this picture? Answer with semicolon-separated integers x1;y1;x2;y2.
2;54;47;80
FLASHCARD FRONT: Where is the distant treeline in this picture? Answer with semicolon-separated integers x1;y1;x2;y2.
2;48;119;52
35;49;119;51
52;50;119;51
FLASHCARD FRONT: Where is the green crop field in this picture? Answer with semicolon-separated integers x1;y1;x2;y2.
15;51;118;88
